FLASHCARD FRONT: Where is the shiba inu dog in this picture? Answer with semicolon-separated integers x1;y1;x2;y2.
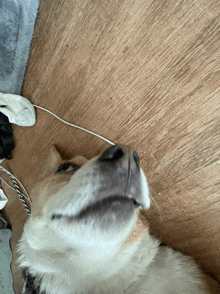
17;145;217;294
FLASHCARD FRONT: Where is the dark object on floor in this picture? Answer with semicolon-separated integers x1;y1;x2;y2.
0;112;14;160
22;268;45;294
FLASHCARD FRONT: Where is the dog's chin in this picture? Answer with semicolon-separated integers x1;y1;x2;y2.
75;196;141;219
51;196;141;230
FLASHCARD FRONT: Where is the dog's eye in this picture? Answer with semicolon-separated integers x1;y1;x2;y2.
56;163;80;173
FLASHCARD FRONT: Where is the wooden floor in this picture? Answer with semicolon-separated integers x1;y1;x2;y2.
2;0;220;292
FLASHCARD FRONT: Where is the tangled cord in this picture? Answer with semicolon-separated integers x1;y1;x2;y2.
0;165;31;215
0;104;115;215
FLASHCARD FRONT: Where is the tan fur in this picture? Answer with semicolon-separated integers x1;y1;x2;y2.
122;208;149;246
17;145;219;293
31;146;88;217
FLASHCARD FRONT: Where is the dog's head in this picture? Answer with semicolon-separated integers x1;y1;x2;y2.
18;145;151;289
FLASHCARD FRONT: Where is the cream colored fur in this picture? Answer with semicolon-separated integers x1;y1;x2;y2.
17;145;213;294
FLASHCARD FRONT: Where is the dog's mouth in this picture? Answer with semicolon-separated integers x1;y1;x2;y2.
51;196;141;221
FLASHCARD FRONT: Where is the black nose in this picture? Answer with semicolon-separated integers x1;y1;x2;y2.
99;145;124;162
99;145;140;166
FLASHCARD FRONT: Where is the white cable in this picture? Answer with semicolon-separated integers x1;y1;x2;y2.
33;104;115;146
0;103;115;215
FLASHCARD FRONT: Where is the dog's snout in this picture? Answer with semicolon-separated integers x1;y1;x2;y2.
99;145;140;167
99;145;124;162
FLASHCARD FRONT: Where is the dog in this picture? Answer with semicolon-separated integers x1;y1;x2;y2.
17;144;218;294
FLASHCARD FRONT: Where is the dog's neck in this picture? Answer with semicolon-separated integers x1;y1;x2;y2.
18;214;159;294
19;231;159;294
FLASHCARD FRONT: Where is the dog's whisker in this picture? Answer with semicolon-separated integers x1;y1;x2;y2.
149;193;164;223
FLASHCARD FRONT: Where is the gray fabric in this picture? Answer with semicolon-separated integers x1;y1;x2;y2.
0;0;41;94
0;229;14;294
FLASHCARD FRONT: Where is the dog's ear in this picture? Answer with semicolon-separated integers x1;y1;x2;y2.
40;145;63;178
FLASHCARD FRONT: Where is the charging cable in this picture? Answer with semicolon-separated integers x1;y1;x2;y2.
0;104;115;215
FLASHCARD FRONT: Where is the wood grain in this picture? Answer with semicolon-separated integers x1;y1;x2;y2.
2;0;220;292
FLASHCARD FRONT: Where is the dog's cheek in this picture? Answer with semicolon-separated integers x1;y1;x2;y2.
31;176;72;217
121;208;149;246
30;182;45;217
